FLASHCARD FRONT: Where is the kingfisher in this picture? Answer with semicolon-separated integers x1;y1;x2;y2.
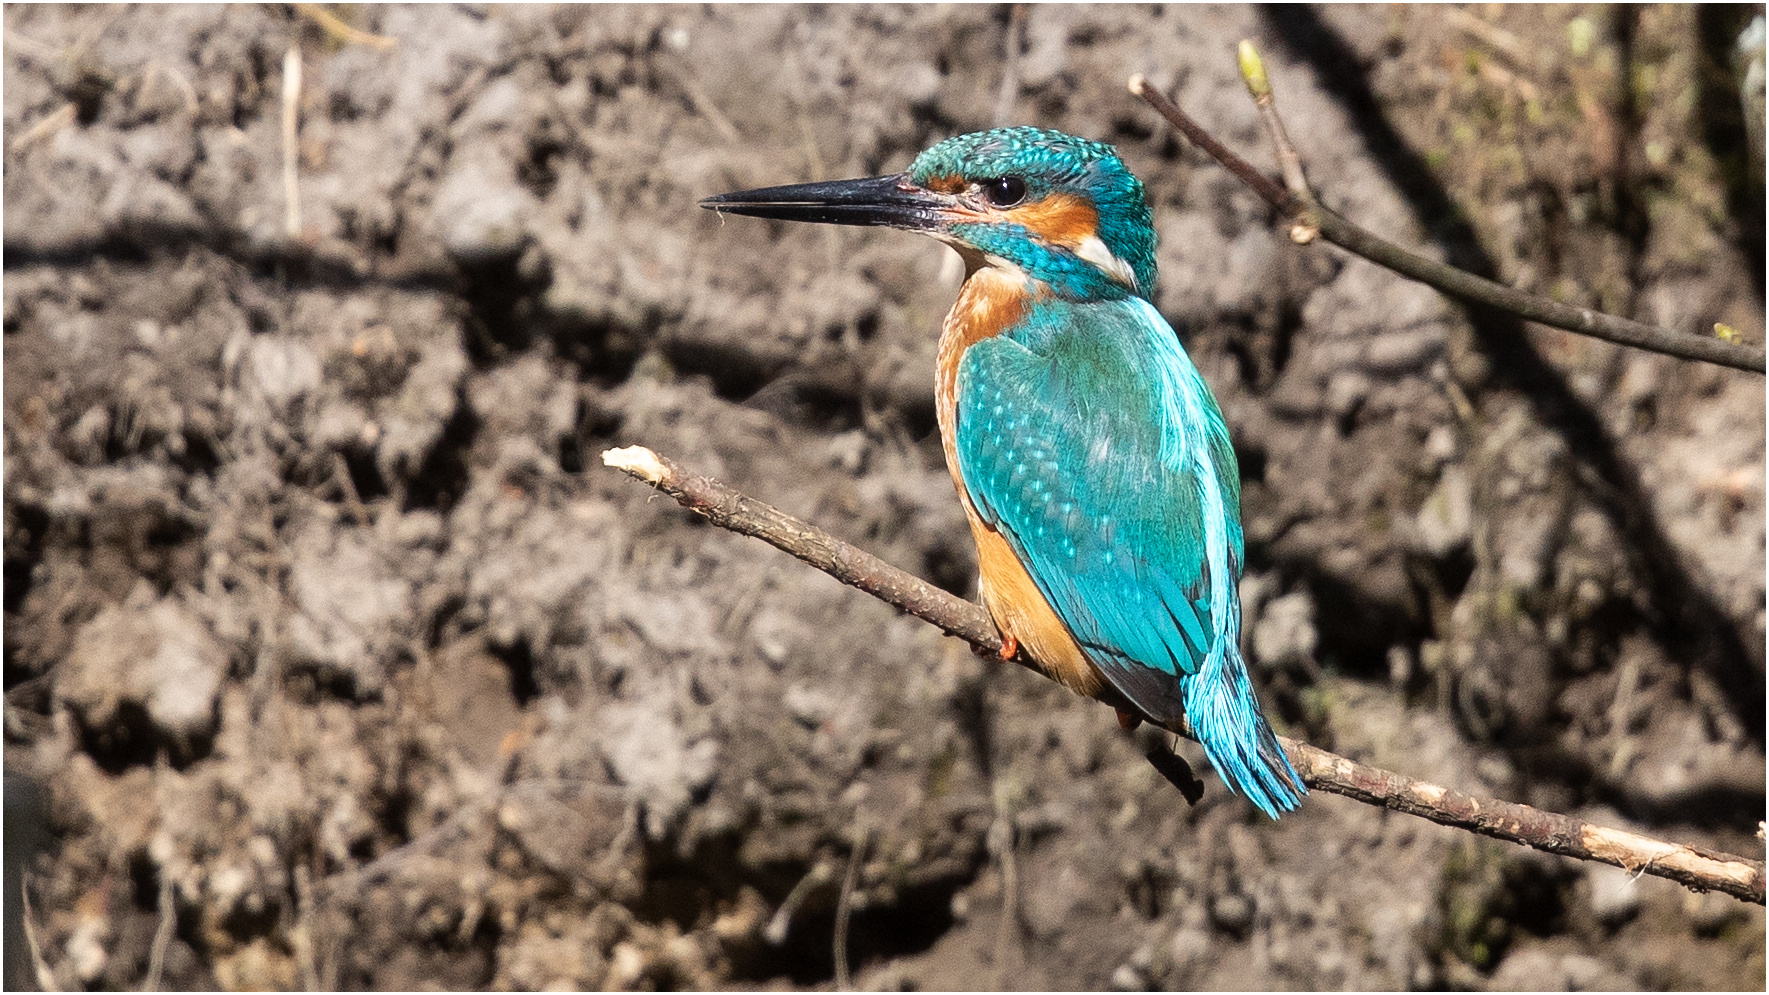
703;127;1305;818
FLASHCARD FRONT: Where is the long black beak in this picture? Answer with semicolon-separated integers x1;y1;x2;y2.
700;173;947;231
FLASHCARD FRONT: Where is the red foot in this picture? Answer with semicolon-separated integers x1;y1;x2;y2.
1115;708;1143;732
998;633;1019;661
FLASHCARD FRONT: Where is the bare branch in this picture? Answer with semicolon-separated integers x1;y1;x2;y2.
1128;72;1766;375
1126;73;1290;209
602;446;1005;653
605;445;1766;905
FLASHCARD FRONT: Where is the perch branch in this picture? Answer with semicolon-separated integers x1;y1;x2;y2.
1127;68;1766;375
604;445;1765;905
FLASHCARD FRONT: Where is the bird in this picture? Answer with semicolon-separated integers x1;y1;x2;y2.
702;127;1306;818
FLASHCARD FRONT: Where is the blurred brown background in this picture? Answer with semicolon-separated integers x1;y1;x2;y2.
4;4;1763;990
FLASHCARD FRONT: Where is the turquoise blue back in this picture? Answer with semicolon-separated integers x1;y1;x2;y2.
954;296;1305;817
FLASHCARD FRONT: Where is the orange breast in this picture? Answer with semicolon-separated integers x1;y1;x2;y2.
934;263;1106;701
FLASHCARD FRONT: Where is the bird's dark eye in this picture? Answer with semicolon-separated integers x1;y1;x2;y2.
981;176;1027;207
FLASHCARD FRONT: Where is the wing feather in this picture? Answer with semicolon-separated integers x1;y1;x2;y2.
955;298;1242;724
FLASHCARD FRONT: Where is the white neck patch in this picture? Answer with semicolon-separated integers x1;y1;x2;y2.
1072;234;1139;292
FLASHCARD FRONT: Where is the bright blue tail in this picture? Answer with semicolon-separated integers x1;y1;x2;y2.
1182;642;1307;819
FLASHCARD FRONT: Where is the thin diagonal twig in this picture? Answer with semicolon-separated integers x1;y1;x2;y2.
1127;71;1765;374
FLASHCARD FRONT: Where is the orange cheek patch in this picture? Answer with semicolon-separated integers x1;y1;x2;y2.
1006;193;1099;245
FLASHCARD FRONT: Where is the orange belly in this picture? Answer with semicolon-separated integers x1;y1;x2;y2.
962;495;1107;700
933;263;1106;701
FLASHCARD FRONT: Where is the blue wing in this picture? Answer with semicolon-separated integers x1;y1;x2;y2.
955;296;1305;817
955;296;1242;721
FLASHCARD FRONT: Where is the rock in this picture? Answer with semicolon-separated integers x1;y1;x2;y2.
783;681;839;729
1208;892;1256;939
1166;924;1210;967
375;339;469;485
1423;424;1460;468
432;142;537;263
284;524;411;694
497;921;608;990
748;607;803;666
1414;464;1472;557
1685;890;1749;937
58;594;226;750
1019;863;1086;939
244;335;322;413
1107;963;1145;991
1586;866;1641;929
497;783;613;879
1252;590;1318;668
1324;369;1372;419
597;695;718;837
1489;946;1627;992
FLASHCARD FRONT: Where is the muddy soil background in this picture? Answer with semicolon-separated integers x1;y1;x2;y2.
4;4;1765;990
